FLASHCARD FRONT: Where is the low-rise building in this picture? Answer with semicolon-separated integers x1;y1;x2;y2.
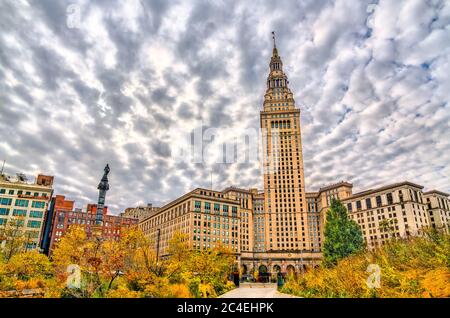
121;203;160;221
0;173;54;251
307;181;449;249
423;190;450;234
139;188;241;258
41;195;138;255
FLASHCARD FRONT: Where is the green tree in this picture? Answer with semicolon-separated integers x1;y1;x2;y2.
323;198;364;266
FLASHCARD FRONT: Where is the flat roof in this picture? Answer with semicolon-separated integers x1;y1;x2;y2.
344;181;424;201
140;187;240;223
423;190;450;197
318;181;353;193
222;186;253;194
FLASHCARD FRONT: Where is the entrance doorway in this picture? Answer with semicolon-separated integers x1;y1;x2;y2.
258;265;269;283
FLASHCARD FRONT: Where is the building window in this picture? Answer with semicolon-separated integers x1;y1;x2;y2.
12;209;27;217
31;201;46;209
194;201;201;211
0;198;12;206
223;205;229;216
15;199;29;207
204;202;211;212
356;201;362;211
0;208;10;216
27;220;41;228
214;203;220;214
366;198;372;209
387;193;393;205
29;210;44;218
376;196;382;207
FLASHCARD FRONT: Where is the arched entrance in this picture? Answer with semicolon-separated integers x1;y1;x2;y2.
258;265;267;273
241;264;248;275
258;265;269;283
286;265;295;275
273;265;281;273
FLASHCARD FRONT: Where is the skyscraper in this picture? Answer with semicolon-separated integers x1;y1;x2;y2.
261;33;308;252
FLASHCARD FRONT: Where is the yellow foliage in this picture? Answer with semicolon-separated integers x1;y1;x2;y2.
282;232;450;298
169;284;191;298
6;251;54;280
1;227;237;298
253;270;259;281
0;217;30;261
223;280;236;292
51;225;89;271
13;278;44;290
106;285;143;298
421;268;450;298
199;283;217;298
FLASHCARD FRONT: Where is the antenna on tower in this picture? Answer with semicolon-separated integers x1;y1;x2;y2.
272;31;276;48
0;160;5;175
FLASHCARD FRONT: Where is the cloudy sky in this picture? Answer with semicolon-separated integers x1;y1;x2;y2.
1;0;449;214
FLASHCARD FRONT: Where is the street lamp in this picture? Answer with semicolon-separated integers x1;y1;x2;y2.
300;249;304;275
156;228;161;262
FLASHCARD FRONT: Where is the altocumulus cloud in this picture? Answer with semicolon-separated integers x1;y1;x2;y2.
0;0;449;213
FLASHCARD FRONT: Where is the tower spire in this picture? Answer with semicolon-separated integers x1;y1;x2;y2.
264;33;295;110
271;31;278;57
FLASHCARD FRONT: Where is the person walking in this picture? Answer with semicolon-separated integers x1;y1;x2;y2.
233;271;240;287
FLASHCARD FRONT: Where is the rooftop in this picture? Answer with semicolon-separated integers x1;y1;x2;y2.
0;173;54;188
423;189;450;197
344;181;425;201
317;181;353;193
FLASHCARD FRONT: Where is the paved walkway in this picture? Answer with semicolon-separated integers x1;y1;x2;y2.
219;283;299;298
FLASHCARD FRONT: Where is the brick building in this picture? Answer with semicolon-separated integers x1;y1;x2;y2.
40;195;137;255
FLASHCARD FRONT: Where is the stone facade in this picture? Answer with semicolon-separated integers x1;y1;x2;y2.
307;181;450;250
121;204;160;221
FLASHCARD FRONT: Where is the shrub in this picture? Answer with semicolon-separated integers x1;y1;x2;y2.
282;232;450;298
168;284;191;298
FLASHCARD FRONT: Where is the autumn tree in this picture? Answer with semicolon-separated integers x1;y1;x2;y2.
45;226;237;298
186;244;236;297
165;232;191;283
323;198;365;267
0;217;31;262
0;250;56;296
52;225;141;297
113;226;159;295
